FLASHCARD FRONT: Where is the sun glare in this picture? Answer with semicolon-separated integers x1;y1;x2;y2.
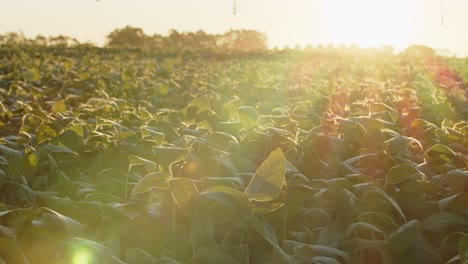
73;249;92;264
323;0;414;50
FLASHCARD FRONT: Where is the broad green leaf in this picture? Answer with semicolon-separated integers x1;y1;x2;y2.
0;145;23;178
67;237;124;264
424;144;456;163
238;106;258;130
345;222;384;237
249;215;278;247
132;171;170;196
245;148;286;202
195;187;250;222
0;208;35;228
128;155;157;173
384;135;422;157
189;213;216;250
216;122;244;135
22;67;40;83
446;170;468;194
170;177;199;208
355;211;399;234
0;181;36;206
386;163;425;185
57;124;84;153
125;248;157;264
340;238;388;252
141;126;165;144
41;144;78;156
51;100;68;113
36;124;58;144
422;212;468;230
35;207;85;236
361;187;407;222
438;192;468;213
197;177;244;190
206;132;239;151
185;95;211;118
152;146;189;168
0;238;30;264
283;240;350;262
387;219;421;254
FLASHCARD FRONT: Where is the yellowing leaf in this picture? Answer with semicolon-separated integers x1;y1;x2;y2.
51;100;68;113
245;148;286;202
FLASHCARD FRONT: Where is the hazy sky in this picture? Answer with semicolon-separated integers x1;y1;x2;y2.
1;0;467;56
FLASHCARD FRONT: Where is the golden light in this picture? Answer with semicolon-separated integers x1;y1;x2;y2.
323;0;414;50
72;248;93;264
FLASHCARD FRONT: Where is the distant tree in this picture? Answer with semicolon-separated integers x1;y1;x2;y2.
107;26;149;48
0;32;26;44
48;35;77;46
33;35;48;46
218;30;267;53
400;45;436;58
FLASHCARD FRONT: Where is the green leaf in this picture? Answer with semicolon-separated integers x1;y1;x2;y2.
152;146;189;168
424;144;456;163
195;186;250;222
249;215;278;247
35;207;85;236
141;126;165;144
0;145;23;178
169;177;199;208
386;163;424;185
132;171;170;196
387;219;422;255
422;212;468;230
128;155;157;173
283;240;350;262
189;213;216;250
51;100;68;113
22;68;40;83
446;170;468;194
41;144;79;156
0;238;30;264
67;237;124;264
340;238;388;252
245;148;286;202
36;124;58;144
185;95;211;119
345;222;384;237
238;106;258;130
57;124;84;153
361;187;407;222
384;135;422;157
438;192;468;213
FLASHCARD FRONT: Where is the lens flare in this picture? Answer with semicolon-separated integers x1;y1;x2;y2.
73;249;92;264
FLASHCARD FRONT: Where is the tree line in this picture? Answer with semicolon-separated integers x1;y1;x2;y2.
0;26;268;54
